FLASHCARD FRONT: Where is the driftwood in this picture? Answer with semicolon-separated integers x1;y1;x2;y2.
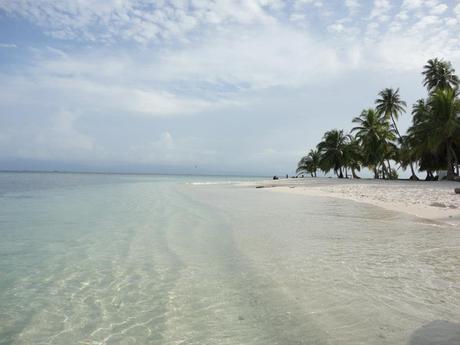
455;188;460;194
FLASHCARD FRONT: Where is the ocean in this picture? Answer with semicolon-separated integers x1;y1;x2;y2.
0;172;459;344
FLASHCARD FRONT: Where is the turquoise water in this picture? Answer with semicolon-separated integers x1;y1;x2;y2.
0;173;459;344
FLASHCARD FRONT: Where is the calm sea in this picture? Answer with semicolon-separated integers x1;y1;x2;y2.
0;172;459;345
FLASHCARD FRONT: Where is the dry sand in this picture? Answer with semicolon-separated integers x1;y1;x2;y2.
243;178;460;226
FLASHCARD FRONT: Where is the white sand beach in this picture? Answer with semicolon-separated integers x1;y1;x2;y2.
246;178;460;225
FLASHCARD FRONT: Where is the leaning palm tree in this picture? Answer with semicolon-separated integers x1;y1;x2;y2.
296;156;313;177
423;88;460;179
296;149;320;177
422;58;459;93
316;129;349;178
307;149;321;177
375;88;406;139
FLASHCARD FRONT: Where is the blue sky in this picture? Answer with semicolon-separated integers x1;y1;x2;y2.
1;0;460;175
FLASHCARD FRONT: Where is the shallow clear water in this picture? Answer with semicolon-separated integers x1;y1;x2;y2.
0;173;459;345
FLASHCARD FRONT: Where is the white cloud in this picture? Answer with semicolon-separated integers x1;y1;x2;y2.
401;0;423;10
369;0;392;20
0;0;276;43
431;3;448;15
454;4;460;17
0;43;17;48
153;25;342;90
345;0;360;11
0;110;96;161
1;73;228;118
128;131;217;166
328;22;345;33
1;0;460;172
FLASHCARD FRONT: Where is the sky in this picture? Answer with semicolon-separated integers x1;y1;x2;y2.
1;0;460;176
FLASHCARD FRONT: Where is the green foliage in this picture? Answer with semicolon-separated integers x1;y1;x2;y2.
375;88;406;138
316;129;350;178
423;58;459;93
343;135;362;176
297;149;320;177
296;57;460;180
351;108;396;178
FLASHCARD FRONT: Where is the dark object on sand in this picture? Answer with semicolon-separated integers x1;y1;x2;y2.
273;176;278;180
256;186;264;189
455;188;460;194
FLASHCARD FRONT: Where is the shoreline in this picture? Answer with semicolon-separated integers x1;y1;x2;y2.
242;178;460;226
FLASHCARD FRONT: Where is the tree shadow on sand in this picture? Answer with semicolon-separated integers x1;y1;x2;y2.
408;320;460;345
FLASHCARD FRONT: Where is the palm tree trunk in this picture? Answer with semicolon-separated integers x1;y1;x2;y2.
373;167;379;179
451;146;459;176
409;161;419;180
425;171;433;181
338;167;344;179
351;168;360;179
386;159;392;178
381;162;388;179
446;139;454;180
391;116;402;139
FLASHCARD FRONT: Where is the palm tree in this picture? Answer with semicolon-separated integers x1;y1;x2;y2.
352;109;396;179
343;135;362;179
375;88;406;138
296;149;320;177
316;129;349;178
296;156;312;177
296;58;460;181
398;135;419;180
405;99;433;179
422;58;459;93
424;88;460;179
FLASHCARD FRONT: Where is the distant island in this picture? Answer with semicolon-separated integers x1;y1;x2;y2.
297;58;460;181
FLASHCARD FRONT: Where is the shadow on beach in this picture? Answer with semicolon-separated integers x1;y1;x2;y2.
408;321;460;345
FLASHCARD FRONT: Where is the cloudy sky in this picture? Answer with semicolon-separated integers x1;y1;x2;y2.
1;0;460;175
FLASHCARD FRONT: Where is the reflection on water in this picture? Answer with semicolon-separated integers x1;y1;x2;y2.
0;173;459;344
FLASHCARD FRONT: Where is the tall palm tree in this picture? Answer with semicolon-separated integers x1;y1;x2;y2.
352;109;396;179
422;58;459;93
296;149;320;177
406;99;441;180
316;129;349;178
375;88;406;138
406;99;433;178
424;88;460;179
297;57;460;181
